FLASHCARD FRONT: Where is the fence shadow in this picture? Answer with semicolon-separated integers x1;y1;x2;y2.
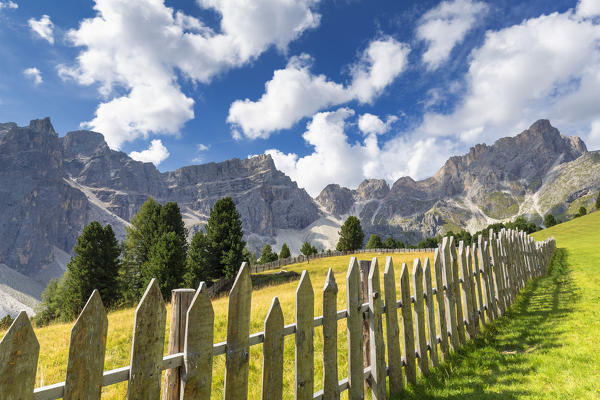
396;248;575;399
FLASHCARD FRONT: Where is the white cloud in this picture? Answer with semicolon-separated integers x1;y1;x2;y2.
197;143;209;151
267;108;452;196
358;113;397;135
0;1;18;10
577;0;600;17
129;139;170;165
28;15;54;44
416;0;488;70
416;8;600;150
23;67;42;85
60;0;321;149
228;37;410;139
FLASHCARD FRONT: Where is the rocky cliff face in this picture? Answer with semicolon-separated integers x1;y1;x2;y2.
315;119;592;243
0;118;320;291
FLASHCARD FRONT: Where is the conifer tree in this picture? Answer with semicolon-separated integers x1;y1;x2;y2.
279;243;291;259
336;216;364;252
366;234;383;249
184;231;211;287
260;244;278;263
143;231;186;299
300;241;318;257
596;191;600;210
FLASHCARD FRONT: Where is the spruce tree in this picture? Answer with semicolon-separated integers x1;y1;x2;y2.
204;197;245;278
260;244;278;263
279;243;291;259
544;213;557;228
61;221;121;319
336;216;364;252
158;202;188;250
300;241;317;257
366;234;383;249
143;232;186;300
184;231;211;287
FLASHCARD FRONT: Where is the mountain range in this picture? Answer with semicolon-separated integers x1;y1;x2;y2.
1;117;599;317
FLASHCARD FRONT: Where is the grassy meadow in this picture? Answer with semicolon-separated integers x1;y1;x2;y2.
0;250;434;399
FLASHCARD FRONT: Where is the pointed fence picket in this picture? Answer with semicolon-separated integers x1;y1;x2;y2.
1;231;556;400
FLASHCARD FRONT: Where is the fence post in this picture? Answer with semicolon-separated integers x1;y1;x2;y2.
322;269;339;400
472;241;485;330
163;288;196;400
224;263;252;400
423;258;439;367
127;279;167;400
262;297;284;400
296;270;314;400
64;290;108;400
413;259;429;376
459;242;475;340
368;258;386;399
0;311;39;399
358;259;371;389
181;282;213;400
442;237;459;351
400;263;417;385
383;257;403;395
346;258;364;400
433;249;449;361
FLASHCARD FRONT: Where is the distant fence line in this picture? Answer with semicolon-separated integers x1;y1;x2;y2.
251;247;437;273
0;228;555;400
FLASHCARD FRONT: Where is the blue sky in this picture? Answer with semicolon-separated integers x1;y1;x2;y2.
1;0;599;196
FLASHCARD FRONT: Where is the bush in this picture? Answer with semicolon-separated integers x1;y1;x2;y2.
0;314;14;330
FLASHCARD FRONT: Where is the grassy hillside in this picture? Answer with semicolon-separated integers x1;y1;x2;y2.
1;251;433;399
400;211;600;399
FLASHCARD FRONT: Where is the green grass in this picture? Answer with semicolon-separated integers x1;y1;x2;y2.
396;210;600;399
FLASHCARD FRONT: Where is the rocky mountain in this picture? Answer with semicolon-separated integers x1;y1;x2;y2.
315;119;597;243
0;117;598;317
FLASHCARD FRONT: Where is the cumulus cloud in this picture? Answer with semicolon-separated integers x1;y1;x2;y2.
416;0;488;70
358;113;397;135
577;0;600;17
60;0;321;149
129;139;170;165
0;1;17;10
28;15;54;44
197;143;209;151
23;67;42;85
417;8;600;149
228;37;410;139
267;108;452;196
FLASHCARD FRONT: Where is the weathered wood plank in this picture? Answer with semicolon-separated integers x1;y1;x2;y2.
368;258;386;399
181;282;213;400
423;258;439;367
489;234;506;315
433;248;449;361
322;269;339;400
296;270;314;400
64;290;108;400
358;259;370;388
163;288;196;400
412;259;429;376
127;278;167;400
451;240;466;346
478;237;495;322
346;258;364;400
224;262;252;400
383;257;403;395
400;263;417;385
262;297;284;400
0;311;39;400
468;244;480;334
458;242;474;339
441;237;459;351
472;241;485;329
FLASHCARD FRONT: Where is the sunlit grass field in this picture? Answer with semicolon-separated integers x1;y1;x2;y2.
398;211;600;399
1;250;434;399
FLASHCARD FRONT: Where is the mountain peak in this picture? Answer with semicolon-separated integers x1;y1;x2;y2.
28;117;57;137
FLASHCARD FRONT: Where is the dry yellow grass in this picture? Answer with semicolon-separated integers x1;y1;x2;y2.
0;250;433;399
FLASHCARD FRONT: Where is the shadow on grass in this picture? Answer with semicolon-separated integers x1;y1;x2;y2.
393;248;577;399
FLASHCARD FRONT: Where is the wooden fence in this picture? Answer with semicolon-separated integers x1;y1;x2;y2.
0;229;555;399
251;247;437;273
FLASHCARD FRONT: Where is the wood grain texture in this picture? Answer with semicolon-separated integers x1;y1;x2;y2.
345;258;364;400
383;256;403;395
181;282;213;400
459;243;476;340
441;237;459;351
224;263;252;400
322;269;339;400
423;258;439;367
450;240;466;346
262;297;284;400
127;278;167;400
400;263;417;385
0;311;39;400
295;270;314;400
472;241;486;329
368;258;386;400
64;290;108;400
412;259;429;376
433;249;450;361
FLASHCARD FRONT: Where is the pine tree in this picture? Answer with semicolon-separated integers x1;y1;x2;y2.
143;232;186;300
336;216;364;252
260;244;278;263
204;197;246;278
300;241;318;257
596;191;600;210
61;221;121;319
279;243;291;259
366;234;383;249
158;202;188;250
544;213;557;228
184;231;210;288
